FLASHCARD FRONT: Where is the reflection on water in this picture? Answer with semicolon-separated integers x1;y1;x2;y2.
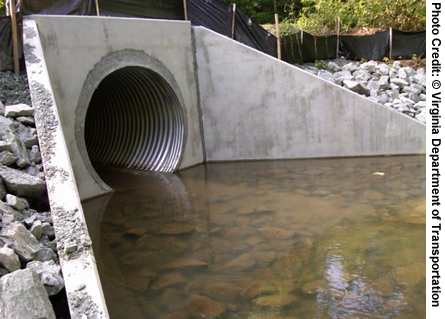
82;156;425;319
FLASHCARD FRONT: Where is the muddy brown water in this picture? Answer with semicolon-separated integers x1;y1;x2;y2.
82;156;425;319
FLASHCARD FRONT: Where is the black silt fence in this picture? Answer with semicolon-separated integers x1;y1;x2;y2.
21;0;96;15
187;0;277;58
187;0;232;37
340;30;389;61
0;15;24;72
392;29;426;59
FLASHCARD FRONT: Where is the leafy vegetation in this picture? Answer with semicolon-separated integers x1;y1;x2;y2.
298;0;426;34
222;0;302;24
223;0;425;34
0;1;4;16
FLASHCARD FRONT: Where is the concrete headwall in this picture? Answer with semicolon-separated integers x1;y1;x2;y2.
193;27;426;161
27;16;426;201
29;16;204;201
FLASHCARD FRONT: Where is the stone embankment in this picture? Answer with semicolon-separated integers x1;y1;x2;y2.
300;59;426;124
0;71;64;318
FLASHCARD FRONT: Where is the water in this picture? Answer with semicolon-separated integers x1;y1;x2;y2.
82;156;426;319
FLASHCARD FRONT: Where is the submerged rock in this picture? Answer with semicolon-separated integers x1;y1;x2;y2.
163;258;208;271
253;294;298;308
151;272;187;290
187;295;226;318
301;280;324;295
222;253;256;271
158;224;195;235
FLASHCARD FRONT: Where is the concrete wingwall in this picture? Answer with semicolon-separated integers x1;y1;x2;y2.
193;27;426;162
29;16;204;201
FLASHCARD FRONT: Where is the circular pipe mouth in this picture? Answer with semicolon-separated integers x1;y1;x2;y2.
85;66;184;173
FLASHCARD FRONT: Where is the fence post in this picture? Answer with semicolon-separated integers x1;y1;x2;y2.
95;0;100;16
389;27;393;60
336;16;341;58
275;13;281;60
9;0;20;75
231;3;236;39
183;0;188;20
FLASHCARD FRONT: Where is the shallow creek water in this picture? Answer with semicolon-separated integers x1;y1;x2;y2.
82;156;425;319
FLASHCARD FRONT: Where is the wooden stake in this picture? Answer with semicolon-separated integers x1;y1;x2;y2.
231;3;236;39
336;16;340;58
9;0;20;75
18;0;22;22
389;27;393;60
95;0;100;16
183;0;188;20
300;28;303;45
275;13;281;60
18;0;22;56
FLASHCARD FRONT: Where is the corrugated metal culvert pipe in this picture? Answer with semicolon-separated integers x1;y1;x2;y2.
85;66;184;172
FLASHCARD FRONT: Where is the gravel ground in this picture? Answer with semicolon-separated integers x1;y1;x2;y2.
0;71;32;106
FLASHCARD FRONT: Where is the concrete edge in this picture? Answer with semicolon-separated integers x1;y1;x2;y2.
22;18;109;319
193;26;427;128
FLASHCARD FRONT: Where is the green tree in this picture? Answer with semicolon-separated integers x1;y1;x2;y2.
0;1;5;16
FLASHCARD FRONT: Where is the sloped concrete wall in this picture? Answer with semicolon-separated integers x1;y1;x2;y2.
193;27;426;161
29;16;204;201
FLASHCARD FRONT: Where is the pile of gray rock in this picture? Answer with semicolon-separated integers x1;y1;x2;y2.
300;59;426;124
0;72;63;318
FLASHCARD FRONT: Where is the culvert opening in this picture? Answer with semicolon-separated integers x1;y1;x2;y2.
85;66;184;173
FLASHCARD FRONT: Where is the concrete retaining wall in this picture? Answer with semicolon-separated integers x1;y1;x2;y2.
193;27;426;161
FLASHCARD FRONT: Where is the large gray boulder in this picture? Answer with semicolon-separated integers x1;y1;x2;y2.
343;80;370;96
4;104;34;118
0;152;16;167
391;78;409;88
1;223;41;262
318;70;335;83
327;61;341;72
342;62;359;72
0;269;56;319
360;61;377;72
376;64;390;75
32;247;57;263
0;116;13;136
0;246;20;272
0;177;6;200
0;166;46;198
6;195;26;212
26;261;64;297
353;70;371;82
9;135;30;168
